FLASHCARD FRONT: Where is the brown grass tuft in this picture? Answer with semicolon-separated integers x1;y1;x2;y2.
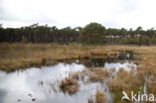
59;77;79;94
88;97;94;103
96;90;106;103
89;68;109;82
70;72;80;80
108;68;143;102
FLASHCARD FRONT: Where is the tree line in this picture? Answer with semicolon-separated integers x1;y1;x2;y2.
0;23;79;43
1;23;156;45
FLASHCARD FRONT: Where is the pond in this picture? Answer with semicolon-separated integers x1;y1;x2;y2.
0;62;137;103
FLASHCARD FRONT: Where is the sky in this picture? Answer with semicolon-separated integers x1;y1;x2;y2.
0;0;156;29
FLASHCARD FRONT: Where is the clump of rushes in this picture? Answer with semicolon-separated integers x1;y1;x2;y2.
108;68;143;102
59;77;79;94
137;62;156;96
88;97;94;103
70;72;80;80
90;73;100;82
96;90;106;103
89;68;109;82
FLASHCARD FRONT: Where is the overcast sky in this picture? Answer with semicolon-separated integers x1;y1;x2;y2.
0;0;156;29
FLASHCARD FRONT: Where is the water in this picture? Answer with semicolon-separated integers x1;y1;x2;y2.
104;61;137;75
0;63;85;103
0;62;137;103
79;50;135;67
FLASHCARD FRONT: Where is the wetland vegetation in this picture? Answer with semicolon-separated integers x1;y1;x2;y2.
0;43;156;103
0;23;156;103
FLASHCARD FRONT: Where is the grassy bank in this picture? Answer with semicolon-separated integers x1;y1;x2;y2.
0;43;156;72
0;43;93;71
1;43;156;102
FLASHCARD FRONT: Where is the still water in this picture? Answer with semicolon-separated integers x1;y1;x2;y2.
0;62;136;103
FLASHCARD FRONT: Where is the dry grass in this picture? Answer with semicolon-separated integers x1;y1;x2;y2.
88;90;106;103
0;43;123;71
59;77;79;94
108;68;147;102
69;68;109;83
89;68;109;82
107;48;156;103
109;68;142;91
96;90;106;103
0;43;90;71
70;72;80;80
88;97;94;103
1;43;156;72
2;43;156;102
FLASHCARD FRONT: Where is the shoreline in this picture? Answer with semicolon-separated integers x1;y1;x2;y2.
0;43;154;72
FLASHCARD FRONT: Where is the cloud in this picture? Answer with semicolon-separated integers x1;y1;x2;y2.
113;0;139;14
0;0;156;29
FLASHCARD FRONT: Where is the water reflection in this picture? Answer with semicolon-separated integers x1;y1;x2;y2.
0;63;85;103
104;61;137;74
0;62;137;103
